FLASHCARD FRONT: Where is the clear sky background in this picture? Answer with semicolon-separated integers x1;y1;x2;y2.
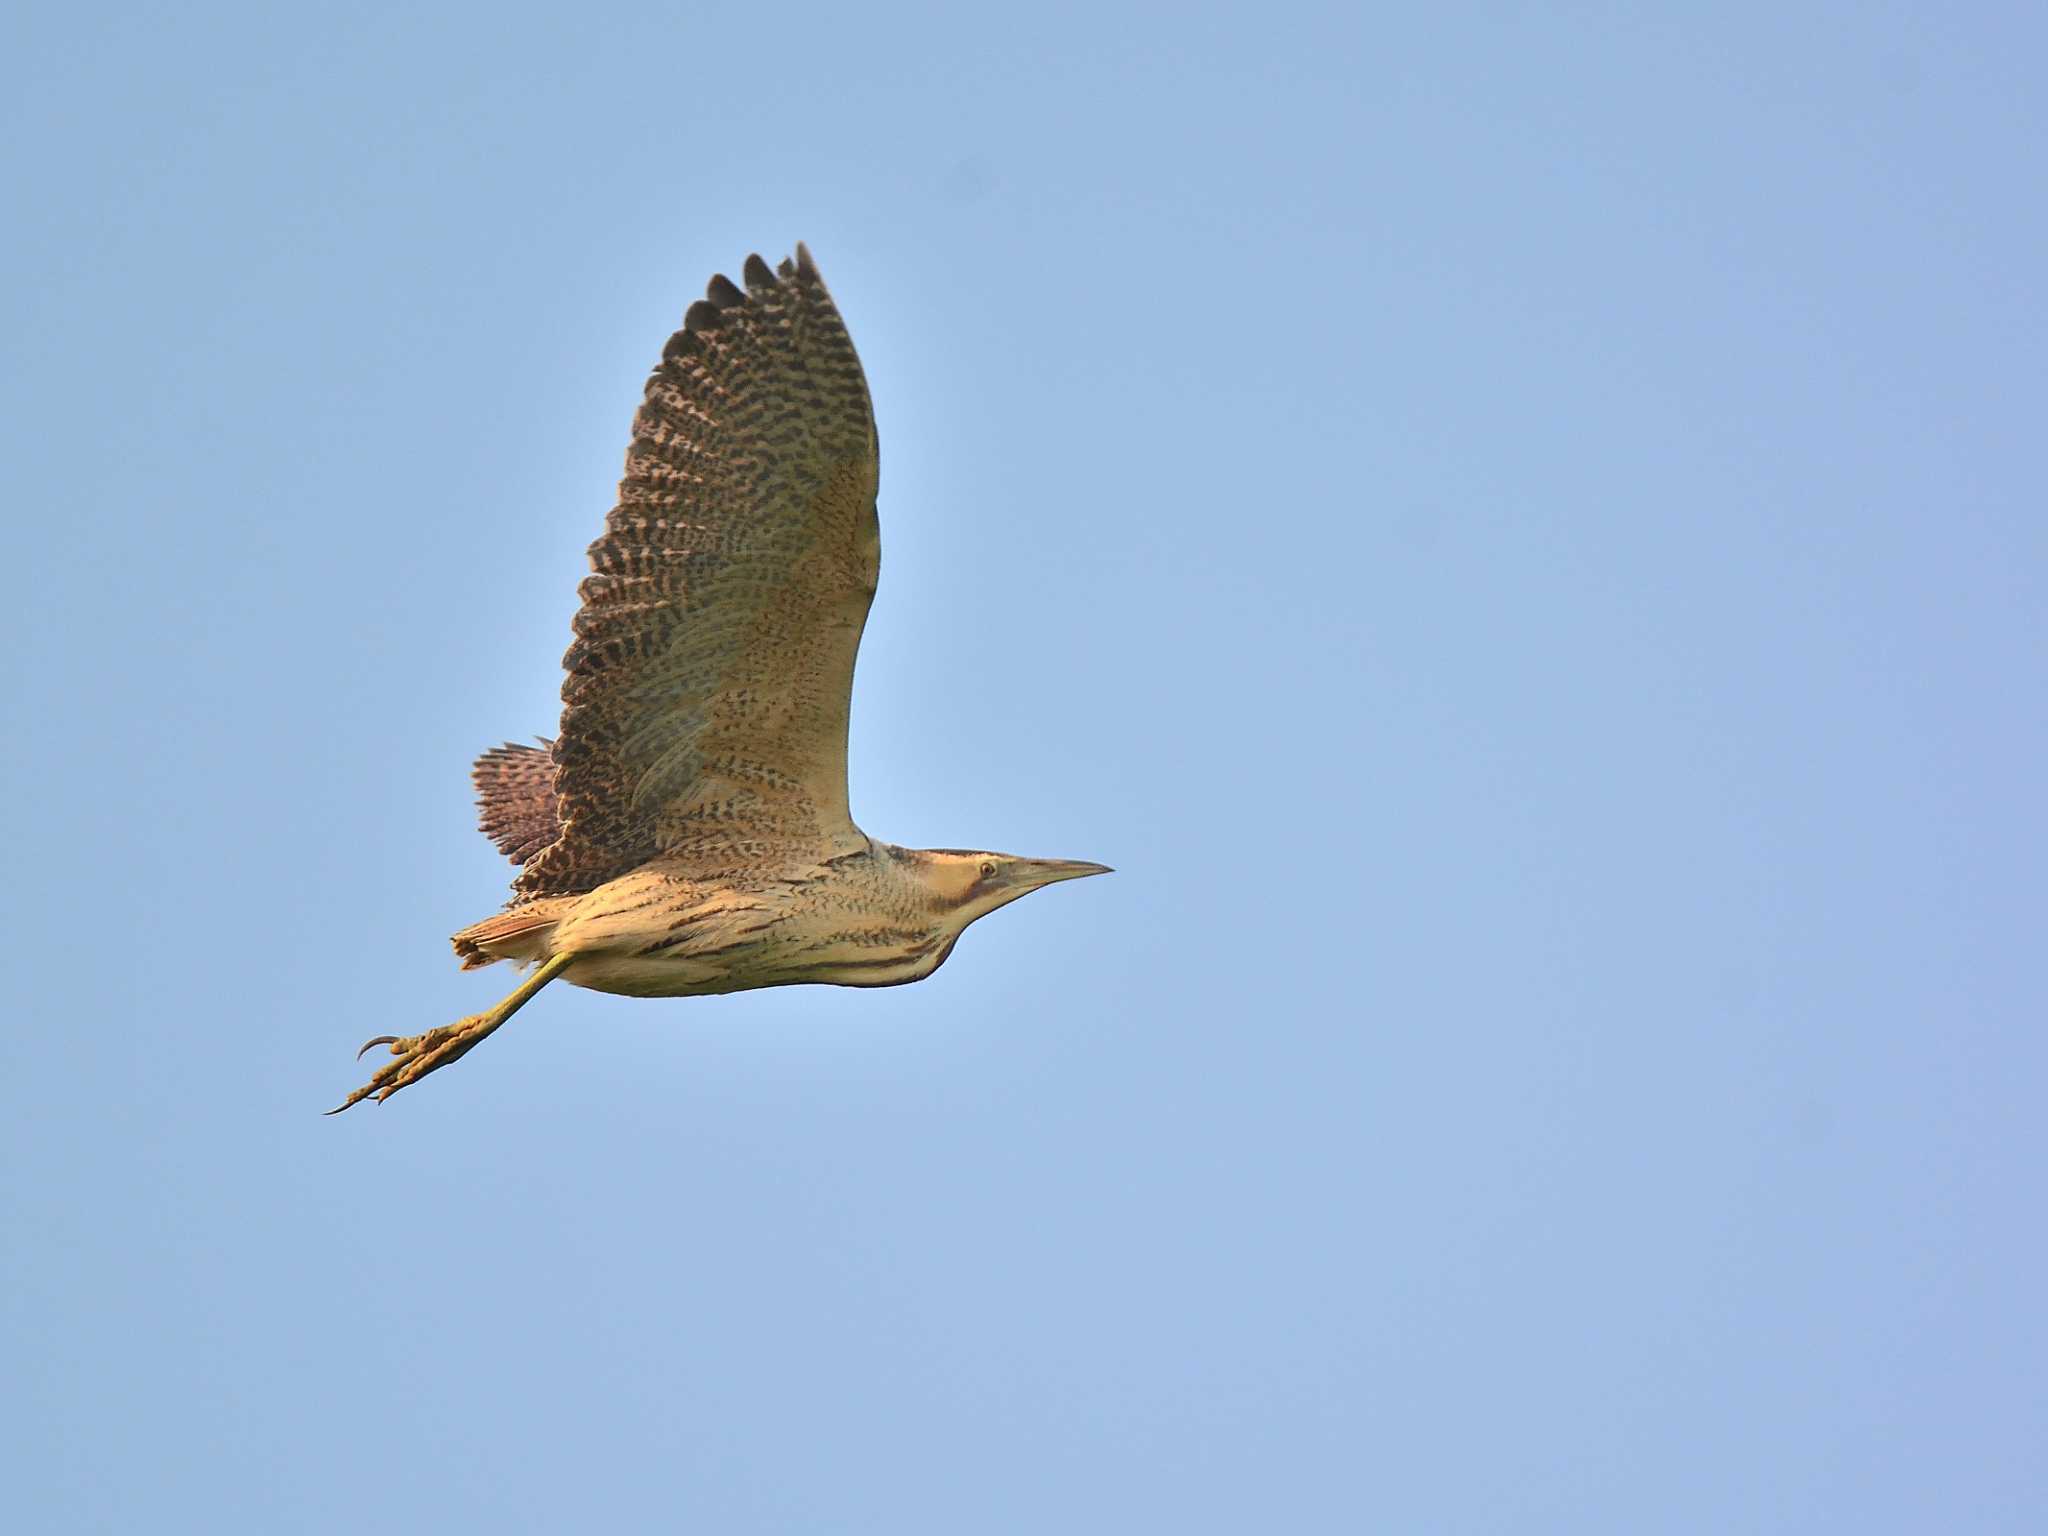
4;2;2043;1530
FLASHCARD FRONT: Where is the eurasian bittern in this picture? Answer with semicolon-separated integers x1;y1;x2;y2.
332;245;1108;1112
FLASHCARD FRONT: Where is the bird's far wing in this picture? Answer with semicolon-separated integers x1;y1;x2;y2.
473;740;561;865
517;245;880;898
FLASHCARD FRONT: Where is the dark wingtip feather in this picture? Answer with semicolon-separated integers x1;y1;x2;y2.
794;241;819;279
683;299;724;332
742;253;776;290
706;273;745;308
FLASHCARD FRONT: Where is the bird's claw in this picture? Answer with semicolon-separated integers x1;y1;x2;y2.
326;1016;492;1114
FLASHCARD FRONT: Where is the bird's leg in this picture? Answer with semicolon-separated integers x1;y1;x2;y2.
326;952;574;1114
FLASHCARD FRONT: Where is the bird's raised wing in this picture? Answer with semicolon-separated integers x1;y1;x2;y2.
517;245;880;898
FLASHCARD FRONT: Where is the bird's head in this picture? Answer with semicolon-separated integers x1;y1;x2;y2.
911;847;1113;931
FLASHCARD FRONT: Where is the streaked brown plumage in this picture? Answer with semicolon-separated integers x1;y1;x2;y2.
333;245;1107;1112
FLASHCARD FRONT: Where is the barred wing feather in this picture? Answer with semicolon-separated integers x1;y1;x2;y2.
516;245;880;898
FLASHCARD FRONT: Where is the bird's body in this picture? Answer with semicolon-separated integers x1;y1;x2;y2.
457;842;983;998
334;245;1105;1110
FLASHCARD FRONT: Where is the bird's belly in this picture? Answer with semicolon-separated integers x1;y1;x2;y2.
561;933;954;999
549;865;954;999
560;950;738;999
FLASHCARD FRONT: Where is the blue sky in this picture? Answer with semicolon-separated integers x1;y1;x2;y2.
4;2;2044;1530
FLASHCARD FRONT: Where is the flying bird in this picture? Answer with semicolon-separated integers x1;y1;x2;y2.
333;245;1108;1111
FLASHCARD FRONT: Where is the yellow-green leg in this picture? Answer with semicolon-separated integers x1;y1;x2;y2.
327;952;574;1114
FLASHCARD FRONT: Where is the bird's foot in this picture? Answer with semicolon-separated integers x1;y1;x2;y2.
325;1015;496;1114
325;952;572;1116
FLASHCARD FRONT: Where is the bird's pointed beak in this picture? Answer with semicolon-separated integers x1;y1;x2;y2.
1018;857;1114;888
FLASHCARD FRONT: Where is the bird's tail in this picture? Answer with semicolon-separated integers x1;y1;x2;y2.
451;901;574;970
472;741;561;865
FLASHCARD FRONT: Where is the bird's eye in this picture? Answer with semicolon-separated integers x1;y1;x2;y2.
979;860;997;880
